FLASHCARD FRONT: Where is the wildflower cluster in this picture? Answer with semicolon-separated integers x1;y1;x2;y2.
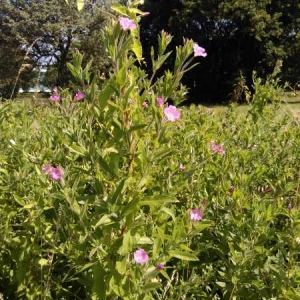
133;249;149;264
164;105;181;122
119;17;137;31
133;249;165;270
49;87;85;103
190;209;203;221
42;164;63;181
210;141;226;156
49;87;60;102
193;43;207;57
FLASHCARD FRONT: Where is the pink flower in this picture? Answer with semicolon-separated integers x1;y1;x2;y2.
49;167;63;181
74;91;85;102
190;209;203;222
156;263;164;270
288;204;292;210
142;12;150;16
210;141;225;156
53;87;58;93
42;164;52;174
133;249;149;264
128;99;135;104
119;17;136;31
49;94;60;102
142;101;148;108
156;97;164;107
164;105;180;122
193;43;207;57
179;163;185;170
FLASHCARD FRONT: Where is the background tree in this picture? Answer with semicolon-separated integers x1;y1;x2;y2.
0;0;111;98
0;4;36;98
273;0;300;88
140;0;300;104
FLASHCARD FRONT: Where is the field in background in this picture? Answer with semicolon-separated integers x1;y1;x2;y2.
200;92;300;120
12;91;300;116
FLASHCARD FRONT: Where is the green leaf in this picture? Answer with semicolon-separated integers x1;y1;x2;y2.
13;194;25;207
111;4;127;16
38;258;49;266
116;259;127;275
118;230;136;255
110;179;126;204
66;196;81;216
193;221;213;232
179;244;194;253
153;236;163;258
0;168;9;177
128;124;147;133
109;152;120;178
161;207;176;221
132;38;143;62
92;263;106;300
97;154;117;178
116;66;127;86
155;52;172;71
128;7;145;15
153;148;176;161
66;63;80;78
150;46;156;71
77;262;96;273
94;214;116;229
137;237;153;245
143;266;160;280
169;250;199;261
285;290;300;300
121;198;140;217
98;83;114;109
139;195;179;206
142;282;161;294
23;203;35;209
77;0;84;11
65;143;86;156
16;260;30;282
216;281;226;288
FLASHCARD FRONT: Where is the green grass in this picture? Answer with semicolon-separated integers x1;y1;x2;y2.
7;91;300;122
202;92;300;121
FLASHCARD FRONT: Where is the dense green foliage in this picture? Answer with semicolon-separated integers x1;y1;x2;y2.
140;0;300;103
1;79;300;299
1;3;300;298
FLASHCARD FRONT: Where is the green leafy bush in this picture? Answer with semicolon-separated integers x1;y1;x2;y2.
0;3;300;300
249;61;287;123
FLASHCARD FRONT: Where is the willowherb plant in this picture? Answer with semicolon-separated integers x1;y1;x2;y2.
0;3;208;299
248;61;287;123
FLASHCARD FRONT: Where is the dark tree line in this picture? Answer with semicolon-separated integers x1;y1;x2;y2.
1;0;299;103
140;0;300;103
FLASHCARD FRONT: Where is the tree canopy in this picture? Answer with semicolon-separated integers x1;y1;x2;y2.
140;0;300;103
0;0;111;98
1;0;299;102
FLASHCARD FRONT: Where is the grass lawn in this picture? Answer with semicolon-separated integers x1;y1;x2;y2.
202;92;300;121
